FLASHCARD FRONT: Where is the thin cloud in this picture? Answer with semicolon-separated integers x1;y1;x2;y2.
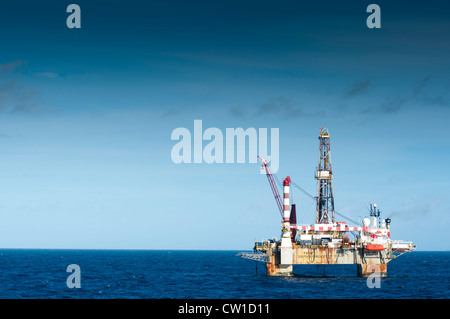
359;75;448;114
257;96;308;118
229;104;248;118
361;95;407;115
421;94;448;106
413;75;431;96
228;97;327;119
161;108;182;118
380;96;407;113
32;72;60;79
0;80;43;115
0;62;47;115
0;60;27;73
413;75;448;107
344;79;371;98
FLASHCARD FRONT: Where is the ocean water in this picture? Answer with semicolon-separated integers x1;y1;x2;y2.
0;250;447;299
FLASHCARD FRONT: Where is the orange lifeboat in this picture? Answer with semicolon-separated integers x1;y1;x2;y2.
365;244;384;251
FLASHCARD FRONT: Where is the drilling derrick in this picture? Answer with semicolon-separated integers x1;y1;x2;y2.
315;127;335;224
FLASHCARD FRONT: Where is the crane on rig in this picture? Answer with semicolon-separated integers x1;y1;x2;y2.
257;155;283;218
258;155;297;240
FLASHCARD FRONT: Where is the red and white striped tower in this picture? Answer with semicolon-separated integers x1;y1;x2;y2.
283;176;291;226
280;176;293;271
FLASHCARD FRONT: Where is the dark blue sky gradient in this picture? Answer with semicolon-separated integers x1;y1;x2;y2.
0;1;449;250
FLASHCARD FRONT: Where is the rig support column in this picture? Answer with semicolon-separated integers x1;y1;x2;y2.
267;176;294;276
266;248;293;276
357;263;387;277
279;177;293;275
357;248;388;277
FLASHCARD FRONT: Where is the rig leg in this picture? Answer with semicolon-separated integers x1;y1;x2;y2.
266;251;293;276
357;263;387;277
266;263;293;276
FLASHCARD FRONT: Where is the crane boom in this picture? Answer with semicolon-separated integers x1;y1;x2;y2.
258;155;283;217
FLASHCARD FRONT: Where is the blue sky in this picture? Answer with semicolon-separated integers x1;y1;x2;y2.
0;0;449;250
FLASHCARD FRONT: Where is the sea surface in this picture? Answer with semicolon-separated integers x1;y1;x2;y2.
0;250;447;299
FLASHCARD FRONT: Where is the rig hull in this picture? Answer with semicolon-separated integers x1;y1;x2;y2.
257;243;395;277
248;239;412;277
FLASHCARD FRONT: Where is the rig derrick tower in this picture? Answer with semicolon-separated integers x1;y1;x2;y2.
315;127;335;224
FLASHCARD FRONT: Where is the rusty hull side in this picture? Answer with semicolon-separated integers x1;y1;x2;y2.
266;250;279;276
357;263;388;277
263;245;391;277
292;246;357;265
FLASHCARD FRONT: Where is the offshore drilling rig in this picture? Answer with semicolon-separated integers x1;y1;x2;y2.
241;128;415;277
